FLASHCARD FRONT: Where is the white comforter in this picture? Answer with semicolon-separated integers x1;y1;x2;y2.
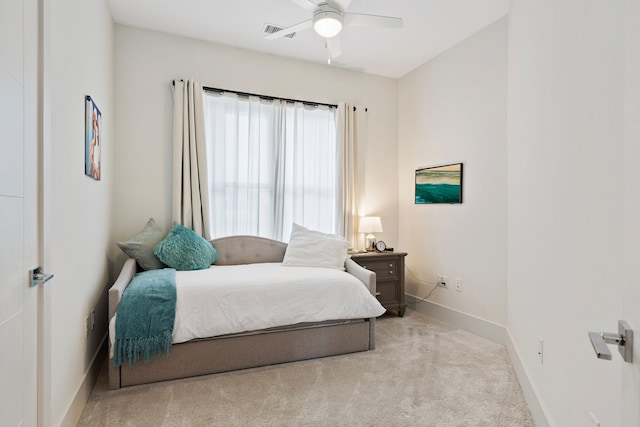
110;263;385;353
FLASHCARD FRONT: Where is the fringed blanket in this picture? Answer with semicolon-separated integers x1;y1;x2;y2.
113;268;176;367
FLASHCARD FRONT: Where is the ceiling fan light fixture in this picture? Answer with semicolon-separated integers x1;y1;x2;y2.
313;10;343;38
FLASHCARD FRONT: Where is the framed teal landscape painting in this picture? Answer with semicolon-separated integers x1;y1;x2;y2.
415;163;463;204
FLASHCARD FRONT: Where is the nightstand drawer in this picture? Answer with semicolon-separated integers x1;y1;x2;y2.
350;252;407;317
376;280;398;304
358;259;398;279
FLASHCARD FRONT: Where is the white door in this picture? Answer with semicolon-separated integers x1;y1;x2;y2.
622;0;640;425
0;0;39;425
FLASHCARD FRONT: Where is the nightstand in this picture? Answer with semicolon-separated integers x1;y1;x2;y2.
350;251;407;317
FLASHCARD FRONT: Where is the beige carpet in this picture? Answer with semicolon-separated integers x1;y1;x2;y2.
78;309;534;426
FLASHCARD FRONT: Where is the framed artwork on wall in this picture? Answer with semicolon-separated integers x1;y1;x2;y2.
415;162;463;204
85;95;102;180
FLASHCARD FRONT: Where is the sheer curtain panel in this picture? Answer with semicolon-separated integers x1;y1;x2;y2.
278;102;339;240
204;93;280;239
203;92;339;241
172;79;212;238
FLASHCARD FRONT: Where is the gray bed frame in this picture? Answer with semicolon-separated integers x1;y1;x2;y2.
108;235;377;389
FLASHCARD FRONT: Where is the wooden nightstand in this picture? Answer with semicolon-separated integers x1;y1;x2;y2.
350;251;407;317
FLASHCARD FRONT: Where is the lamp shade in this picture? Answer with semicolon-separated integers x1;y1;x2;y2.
358;216;383;233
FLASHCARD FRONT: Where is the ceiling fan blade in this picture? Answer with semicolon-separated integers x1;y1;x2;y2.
344;12;403;29
328;35;342;59
291;0;318;12
264;19;313;40
331;0;353;9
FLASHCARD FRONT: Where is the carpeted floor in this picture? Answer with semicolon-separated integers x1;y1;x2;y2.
78;309;534;426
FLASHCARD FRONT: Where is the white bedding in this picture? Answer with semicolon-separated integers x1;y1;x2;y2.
110;263;384;356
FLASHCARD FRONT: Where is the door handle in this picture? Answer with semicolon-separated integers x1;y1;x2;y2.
31;266;54;287
588;320;633;363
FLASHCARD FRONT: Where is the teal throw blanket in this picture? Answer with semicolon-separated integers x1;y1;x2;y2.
113;268;177;367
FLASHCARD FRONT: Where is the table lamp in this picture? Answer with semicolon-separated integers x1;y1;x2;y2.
358;216;383;251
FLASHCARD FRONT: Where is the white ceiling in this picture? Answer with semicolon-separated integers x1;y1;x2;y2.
107;0;511;79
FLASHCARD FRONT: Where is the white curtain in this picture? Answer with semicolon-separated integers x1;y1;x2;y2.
204;93;279;239
172;79;211;238
277;102;339;240
337;102;365;249
203;92;338;241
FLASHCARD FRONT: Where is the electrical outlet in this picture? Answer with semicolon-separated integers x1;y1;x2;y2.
91;308;95;331
588;412;600;427
455;277;462;292
438;275;448;288
538;337;544;364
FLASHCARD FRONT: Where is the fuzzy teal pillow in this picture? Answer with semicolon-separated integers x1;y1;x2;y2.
116;218;167;270
153;224;217;271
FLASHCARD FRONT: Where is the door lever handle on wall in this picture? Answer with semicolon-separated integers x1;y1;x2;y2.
588;320;633;363
31;266;54;287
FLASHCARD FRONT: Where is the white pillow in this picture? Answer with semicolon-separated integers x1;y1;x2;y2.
282;223;350;270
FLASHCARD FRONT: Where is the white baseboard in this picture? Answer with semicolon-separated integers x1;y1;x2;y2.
405;294;506;344
505;330;551;427
60;336;107;427
406;294;550;426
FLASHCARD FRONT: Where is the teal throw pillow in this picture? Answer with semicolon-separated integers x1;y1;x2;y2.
153;224;217;271
116;218;167;270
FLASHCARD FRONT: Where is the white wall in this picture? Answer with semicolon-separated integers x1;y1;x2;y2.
397;19;508;326
507;1;626;425
49;0;114;425
112;25;398;265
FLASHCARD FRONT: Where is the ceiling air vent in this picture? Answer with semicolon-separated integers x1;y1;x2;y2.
263;23;295;38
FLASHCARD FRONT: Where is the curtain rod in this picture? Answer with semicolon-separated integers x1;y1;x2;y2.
172;80;338;109
203;85;338;109
172;80;372;111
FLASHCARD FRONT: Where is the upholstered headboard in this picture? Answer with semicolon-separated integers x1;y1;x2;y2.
209;235;288;265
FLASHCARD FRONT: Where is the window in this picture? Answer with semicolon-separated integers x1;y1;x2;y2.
203;92;339;241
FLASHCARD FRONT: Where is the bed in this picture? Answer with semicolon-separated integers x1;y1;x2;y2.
108;234;382;390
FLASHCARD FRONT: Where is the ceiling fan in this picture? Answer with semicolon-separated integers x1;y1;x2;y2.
265;0;403;63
